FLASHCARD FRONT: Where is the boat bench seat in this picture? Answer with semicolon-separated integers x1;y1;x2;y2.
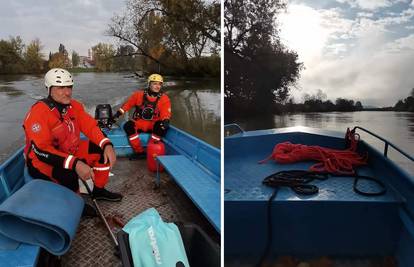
156;155;220;232
0;148;42;267
84;129;150;157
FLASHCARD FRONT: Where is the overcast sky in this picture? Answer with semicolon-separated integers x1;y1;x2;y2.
0;0;122;57
278;0;414;107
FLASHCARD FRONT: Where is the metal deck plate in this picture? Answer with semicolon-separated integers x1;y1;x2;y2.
62;157;218;267
225;154;401;203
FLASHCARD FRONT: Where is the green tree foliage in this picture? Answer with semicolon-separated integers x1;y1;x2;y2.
274;90;364;113
24;39;45;73
335;98;355;111
49;44;70;69
112;45;142;71
394;88;414;111
92;43;116;72
224;0;303;118
141;11;166;72
355;101;363;111
0;36;25;74
48;52;67;69
107;0;220;76
71;51;80;67
59;44;66;54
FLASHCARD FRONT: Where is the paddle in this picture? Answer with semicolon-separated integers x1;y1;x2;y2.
80;179;120;250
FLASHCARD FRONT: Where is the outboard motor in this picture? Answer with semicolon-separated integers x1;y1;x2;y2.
95;104;113;129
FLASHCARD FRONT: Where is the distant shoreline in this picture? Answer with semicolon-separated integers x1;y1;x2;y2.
0;70;220;78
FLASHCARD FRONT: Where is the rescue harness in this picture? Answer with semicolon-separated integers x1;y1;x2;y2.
133;91;161;121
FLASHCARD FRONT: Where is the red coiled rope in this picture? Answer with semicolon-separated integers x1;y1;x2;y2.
259;128;368;175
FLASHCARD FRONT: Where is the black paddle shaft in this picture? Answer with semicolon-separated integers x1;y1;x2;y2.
80;179;119;248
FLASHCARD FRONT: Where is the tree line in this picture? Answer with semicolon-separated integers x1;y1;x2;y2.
0;37;129;74
107;0;220;77
1;0;220;76
274;90;363;114
394;89;414;112
0;36;44;74
248;87;414;114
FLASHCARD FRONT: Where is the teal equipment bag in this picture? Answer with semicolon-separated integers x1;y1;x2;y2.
122;208;190;267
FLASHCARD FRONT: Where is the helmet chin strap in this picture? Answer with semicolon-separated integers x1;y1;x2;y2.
147;87;160;97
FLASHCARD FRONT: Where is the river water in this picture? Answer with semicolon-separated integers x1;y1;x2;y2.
0;72;220;163
230;111;414;175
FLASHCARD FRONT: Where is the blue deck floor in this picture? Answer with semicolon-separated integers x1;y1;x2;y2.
225;153;401;203
224;130;409;261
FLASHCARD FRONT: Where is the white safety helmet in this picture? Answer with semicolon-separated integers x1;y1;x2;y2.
44;68;74;92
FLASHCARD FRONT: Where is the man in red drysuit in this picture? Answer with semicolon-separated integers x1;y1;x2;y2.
112;73;171;154
23;68;123;216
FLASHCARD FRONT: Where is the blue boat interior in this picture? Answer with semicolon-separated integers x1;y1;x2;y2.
157;127;221;232
110;125;221;232
0;125;220;267
224;127;414;266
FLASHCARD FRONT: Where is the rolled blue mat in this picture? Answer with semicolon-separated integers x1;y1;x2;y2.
0;179;84;255
0;235;19;250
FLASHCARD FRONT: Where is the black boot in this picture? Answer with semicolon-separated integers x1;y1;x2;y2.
82;203;97;218
92;187;123;202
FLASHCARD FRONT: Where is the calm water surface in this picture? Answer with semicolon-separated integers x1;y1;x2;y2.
0;73;220;163
231;112;414;175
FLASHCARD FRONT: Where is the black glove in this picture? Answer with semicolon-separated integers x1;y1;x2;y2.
159;119;169;130
153;119;170;137
114;110;122;119
111;110;123;124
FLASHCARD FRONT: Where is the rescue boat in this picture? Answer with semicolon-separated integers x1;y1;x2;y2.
0;107;220;267
224;125;413;267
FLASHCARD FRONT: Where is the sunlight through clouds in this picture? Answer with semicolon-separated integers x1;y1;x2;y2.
279;1;414;107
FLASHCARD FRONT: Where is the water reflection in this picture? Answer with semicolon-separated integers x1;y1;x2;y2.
396;112;414;134
0;86;24;97
236;114;275;131
170;89;220;148
333;112;354;124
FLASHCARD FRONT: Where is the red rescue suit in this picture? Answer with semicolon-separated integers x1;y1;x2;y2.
23;98;112;191
117;90;171;152
118;90;171;132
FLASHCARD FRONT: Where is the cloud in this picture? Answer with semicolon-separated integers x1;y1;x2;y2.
284;3;414;107
357;12;374;17
0;0;121;56
279;5;355;64
336;0;394;10
384;33;414;52
375;7;414;26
